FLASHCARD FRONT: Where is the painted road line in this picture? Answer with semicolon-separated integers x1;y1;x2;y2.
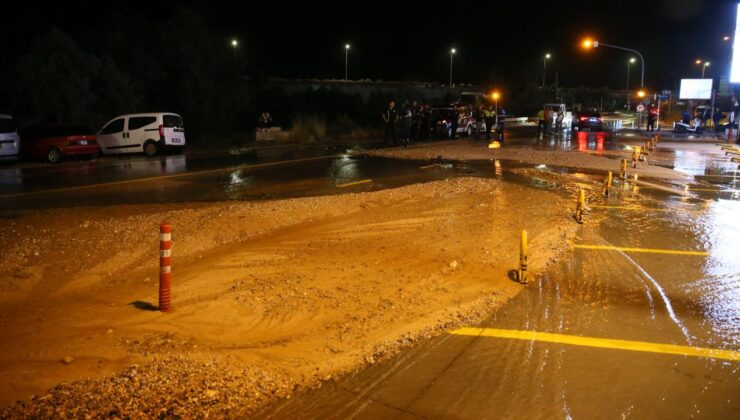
573;244;708;256
449;328;740;362
0;154;343;199
336;179;372;188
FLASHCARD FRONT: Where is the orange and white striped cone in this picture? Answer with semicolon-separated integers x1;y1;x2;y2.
159;223;173;313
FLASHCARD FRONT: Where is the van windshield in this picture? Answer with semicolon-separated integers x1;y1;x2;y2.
163;115;184;128
0;119;16;134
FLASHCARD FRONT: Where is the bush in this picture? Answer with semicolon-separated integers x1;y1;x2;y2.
288;115;327;143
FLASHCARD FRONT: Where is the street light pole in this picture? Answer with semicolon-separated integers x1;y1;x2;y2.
702;62;710;78
543;53;551;88
626;58;635;110
344;44;350;80
449;48;456;87
589;41;645;87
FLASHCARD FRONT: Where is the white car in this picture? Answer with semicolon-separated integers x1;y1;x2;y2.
543;103;574;129
97;113;185;157
0;114;20;159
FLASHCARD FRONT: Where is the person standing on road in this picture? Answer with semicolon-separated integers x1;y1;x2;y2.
484;105;496;141
497;107;506;144
449;105;459;139
555;110;564;132
382;100;398;147
537;108;546;135
420;104;431;140
646;106;656;133
713;106;721;132
402;101;413;148
543;107;553;134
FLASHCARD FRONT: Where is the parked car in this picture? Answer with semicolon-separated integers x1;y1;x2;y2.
97;113;185;157
0;114;20;160
20;125;99;163
574;111;604;131
429;105;475;138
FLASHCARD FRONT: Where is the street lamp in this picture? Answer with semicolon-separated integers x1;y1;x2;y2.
449;48;456;86
703;62;710;78
231;39;238;48
724;35;731;41
491;91;500;115
543;53;551;87
582;38;645;87
344;44;350;80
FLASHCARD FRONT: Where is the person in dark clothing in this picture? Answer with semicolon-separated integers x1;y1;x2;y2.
647;107;656;133
682;109;691;124
410;100;420;142
401;102;413;148
484;105;495;141
497;107;506;143
420;105;431;140
713;107;721;131
382;100;398;146
473;104;485;139
449;105;459;139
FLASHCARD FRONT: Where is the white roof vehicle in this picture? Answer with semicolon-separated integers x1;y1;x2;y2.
0;114;20;159
97;113;185;157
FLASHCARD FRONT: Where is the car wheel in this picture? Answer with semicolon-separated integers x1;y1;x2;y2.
466;125;472;137
47;147;62;164
144;141;158;157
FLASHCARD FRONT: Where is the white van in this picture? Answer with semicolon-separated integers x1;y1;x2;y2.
97;113;185;157
0;114;20;159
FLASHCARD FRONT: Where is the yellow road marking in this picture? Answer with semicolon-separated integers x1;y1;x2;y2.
573;244;708;256
336;179;372;188
449;328;740;361
0;154;342;199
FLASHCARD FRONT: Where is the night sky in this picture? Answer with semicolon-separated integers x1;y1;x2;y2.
3;0;735;91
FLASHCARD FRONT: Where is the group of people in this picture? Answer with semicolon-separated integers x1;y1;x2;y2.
536;106;565;134
382;100;505;148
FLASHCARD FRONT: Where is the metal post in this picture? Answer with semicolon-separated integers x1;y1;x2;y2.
345;49;348;80
626;62;631;110
449;53;454;87
543;58;547;88
657;97;661;131
597;42;645;87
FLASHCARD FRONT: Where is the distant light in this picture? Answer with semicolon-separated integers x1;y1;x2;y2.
724;35;731;41
545;53;551;59
705;62;711;67
695;59;702;64
582;39;593;48
629;57;636;63
492;91;500;100
536;164;547;169
451;48;456;54
231;39;238;47
637;90;646;98
345;44;350;50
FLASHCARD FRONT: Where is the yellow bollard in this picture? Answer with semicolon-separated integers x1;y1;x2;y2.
631;147;641;168
575;189;585;224
620;159;628;179
519;229;528;284
603;171;613;198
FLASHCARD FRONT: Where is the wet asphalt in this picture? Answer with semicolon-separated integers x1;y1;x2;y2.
1;128;739;418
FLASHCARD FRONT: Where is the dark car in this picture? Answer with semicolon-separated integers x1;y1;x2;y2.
20;125;99;163
575;111;604;132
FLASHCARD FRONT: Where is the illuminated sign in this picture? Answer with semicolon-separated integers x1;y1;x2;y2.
679;79;713;99
731;3;740;83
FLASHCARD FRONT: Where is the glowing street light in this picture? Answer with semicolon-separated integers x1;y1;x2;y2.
344;44;350;80
449;48;456;87
543;53;551;87
703;61;710;78
724;35;731;41
582;37;645;87
492;91;500;115
637;90;646;98
695;59;702;65
231;39;238;48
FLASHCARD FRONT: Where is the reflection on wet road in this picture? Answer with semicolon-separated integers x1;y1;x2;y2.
257;146;740;419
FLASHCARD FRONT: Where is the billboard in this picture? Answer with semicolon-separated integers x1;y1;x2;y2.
731;3;740;83
679;79;713;99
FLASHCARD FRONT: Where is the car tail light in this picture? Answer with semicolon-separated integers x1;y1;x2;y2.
580;117;588;121
599;117;604;122
159;124;165;137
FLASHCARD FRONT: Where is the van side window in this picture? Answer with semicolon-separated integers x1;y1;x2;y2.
128;117;157;131
163;115;184;128
101;118;124;134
